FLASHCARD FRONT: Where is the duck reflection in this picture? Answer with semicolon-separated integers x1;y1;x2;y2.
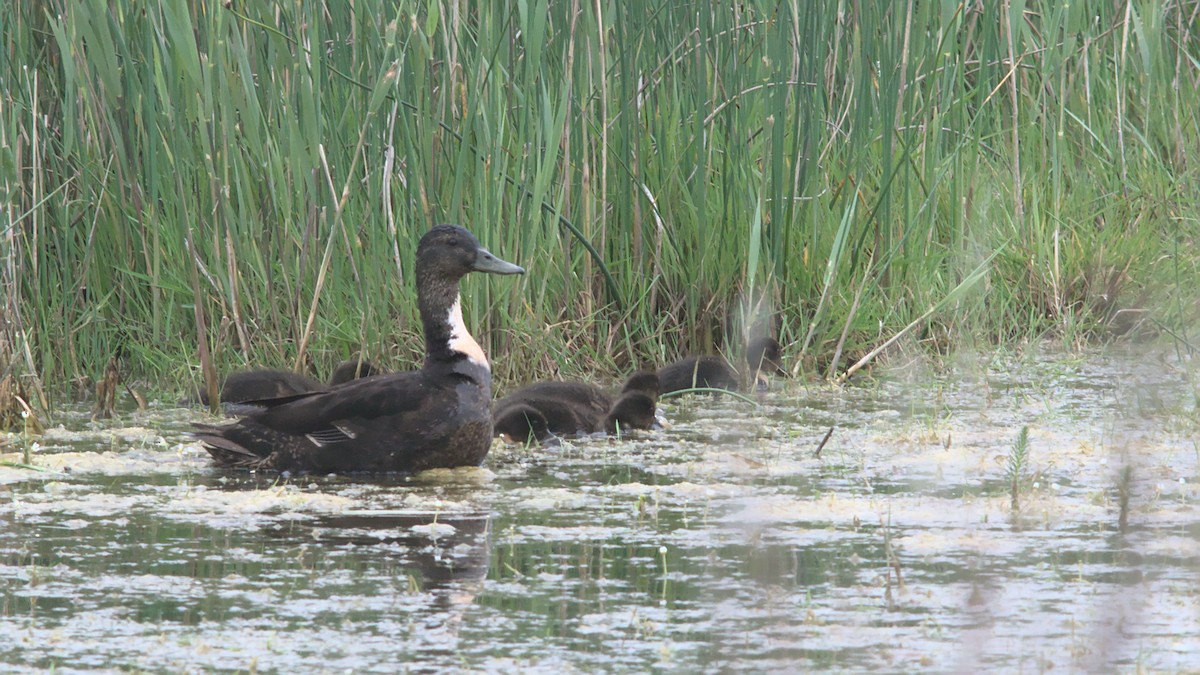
306;509;492;595
195;472;492;644
303;509;492;650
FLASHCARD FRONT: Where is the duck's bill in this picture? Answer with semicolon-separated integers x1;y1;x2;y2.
473;247;525;275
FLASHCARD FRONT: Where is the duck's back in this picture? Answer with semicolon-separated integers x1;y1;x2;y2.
493;381;613;436
658;356;738;393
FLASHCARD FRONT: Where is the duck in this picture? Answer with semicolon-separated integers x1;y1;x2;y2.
328;358;381;386
493;370;660;444
745;336;786;379
604;370;660;435
201;369;322;406
193;359;381;407
492;382;609;444
192;224;524;473
658;336;786;395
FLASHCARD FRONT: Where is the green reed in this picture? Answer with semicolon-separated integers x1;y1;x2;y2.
2;0;1197;395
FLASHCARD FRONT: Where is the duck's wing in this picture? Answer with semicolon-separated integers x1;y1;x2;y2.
192;370;444;468
249;370;436;440
217;389;329;417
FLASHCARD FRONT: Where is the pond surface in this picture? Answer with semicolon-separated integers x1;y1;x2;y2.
2;348;1198;672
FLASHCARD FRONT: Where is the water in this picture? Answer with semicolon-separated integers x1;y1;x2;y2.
2;348;1198;672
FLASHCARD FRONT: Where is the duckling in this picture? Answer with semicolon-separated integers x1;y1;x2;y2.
604;372;660;435
658;337;786;395
617;369;660;399
492;381;611;444
605;393;657;434
192;224;524;473
493;370;660;444
328;359;381;386
491;402;559;445
745;336;786;379
198;370;323;406
658;356;738;394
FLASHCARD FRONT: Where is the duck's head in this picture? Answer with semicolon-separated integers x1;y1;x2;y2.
494;403;556;445
605;392;658;435
417;224;525;281
415;225;524;370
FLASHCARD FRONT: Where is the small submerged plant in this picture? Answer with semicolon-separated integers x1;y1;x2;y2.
1117;465;1134;533
1006;427;1031;511
0;407;47;472
92;352;122;420
23;437;37;467
880;513;904;611
658;545;670;601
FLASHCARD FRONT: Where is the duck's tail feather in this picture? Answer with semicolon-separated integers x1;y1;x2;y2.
220;402;269;417
190;423;267;468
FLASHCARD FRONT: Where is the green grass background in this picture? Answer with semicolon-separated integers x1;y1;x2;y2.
2;0;1197;399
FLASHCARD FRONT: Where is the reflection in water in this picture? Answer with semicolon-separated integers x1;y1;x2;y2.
306;510;491;609
304;510;493;662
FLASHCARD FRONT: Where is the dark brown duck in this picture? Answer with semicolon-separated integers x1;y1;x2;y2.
192;224;523;473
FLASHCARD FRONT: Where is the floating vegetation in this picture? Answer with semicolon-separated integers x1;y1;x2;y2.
0;349;1197;670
